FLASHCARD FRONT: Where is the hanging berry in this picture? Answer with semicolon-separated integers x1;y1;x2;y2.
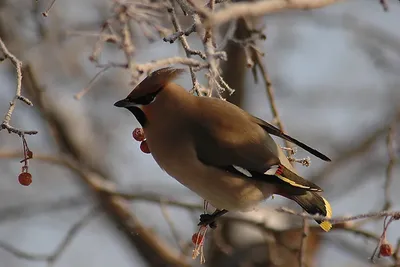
18;172;32;186
132;128;145;142
140;141;151;154
379;242;393;257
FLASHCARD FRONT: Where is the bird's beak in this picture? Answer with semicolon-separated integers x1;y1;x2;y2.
114;98;135;108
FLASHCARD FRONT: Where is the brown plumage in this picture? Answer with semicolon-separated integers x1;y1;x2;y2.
114;67;333;231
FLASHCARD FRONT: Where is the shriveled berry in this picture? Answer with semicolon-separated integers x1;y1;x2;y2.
192;233;204;245
27;150;33;158
132;128;145;142
380;242;393;257
18;172;32;186
140;141;151;154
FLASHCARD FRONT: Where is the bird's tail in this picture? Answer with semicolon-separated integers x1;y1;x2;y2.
289;192;332;232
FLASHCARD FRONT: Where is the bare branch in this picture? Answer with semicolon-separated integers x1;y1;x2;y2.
42;0;57;17
166;1;202;94
298;219;308;267
204;0;346;28
47;208;99;266
383;123;398;210
277;207;400;224
160;201;186;254
0;38;37;136
163;23;196;43
0;242;48;261
0;208;97;264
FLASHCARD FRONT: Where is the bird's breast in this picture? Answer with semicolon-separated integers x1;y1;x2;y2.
144;129;275;211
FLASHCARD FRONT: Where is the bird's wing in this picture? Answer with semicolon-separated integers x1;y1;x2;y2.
192;98;321;191
250;116;331;161
226;164;322;192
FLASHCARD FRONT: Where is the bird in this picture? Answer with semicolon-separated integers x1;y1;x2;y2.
114;67;333;231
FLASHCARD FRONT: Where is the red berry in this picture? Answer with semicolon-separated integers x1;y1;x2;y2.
140;141;151;154
18;172;32;186
192;233;204;245
132;128;145;142
380;242;393;257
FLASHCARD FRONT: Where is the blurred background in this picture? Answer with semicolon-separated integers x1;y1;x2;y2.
0;0;399;266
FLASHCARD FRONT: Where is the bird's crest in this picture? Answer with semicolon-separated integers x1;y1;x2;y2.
127;67;185;100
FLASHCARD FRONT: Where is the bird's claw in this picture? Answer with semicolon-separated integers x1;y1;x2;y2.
198;213;218;229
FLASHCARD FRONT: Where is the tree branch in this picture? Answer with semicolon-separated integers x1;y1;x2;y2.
204;0;346;28
0;37;37;136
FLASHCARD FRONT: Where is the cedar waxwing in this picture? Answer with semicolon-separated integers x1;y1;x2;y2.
114;67;333;231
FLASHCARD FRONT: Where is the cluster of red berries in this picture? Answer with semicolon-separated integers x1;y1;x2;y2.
132;128;150;154
18;136;33;186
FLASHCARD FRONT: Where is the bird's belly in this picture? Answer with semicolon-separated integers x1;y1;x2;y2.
156;154;273;211
177;169;275;211
144;131;274;211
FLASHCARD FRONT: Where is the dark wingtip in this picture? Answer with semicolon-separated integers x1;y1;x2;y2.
253;116;332;162
282;132;331;162
316;153;331;162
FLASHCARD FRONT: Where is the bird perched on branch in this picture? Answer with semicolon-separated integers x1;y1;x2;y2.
114;67;333;231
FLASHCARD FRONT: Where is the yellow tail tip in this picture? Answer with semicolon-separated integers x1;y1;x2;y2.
320;221;332;232
320;196;333;232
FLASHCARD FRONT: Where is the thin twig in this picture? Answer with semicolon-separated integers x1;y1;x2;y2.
253;52;291;150
163;24;196;43
383;124;397;210
0;38;37;136
166;1;201;94
0;150;204;212
193;1;232;98
310;112;400;185
0;195;89;223
0;241;49;261
0;208;98;264
47;208;99;266
298;218;308;267
160;200;186;253
74;65;113;100
277;207;400;224
0;151;205;214
42;0;57;17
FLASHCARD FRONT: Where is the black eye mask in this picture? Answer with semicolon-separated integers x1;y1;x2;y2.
133;87;163;105
126;106;147;127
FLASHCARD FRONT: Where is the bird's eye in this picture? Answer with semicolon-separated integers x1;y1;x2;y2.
133;87;163;105
135;95;153;105
144;94;155;104
135;91;159;105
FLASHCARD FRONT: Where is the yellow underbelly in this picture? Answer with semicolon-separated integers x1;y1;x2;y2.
177;171;275;211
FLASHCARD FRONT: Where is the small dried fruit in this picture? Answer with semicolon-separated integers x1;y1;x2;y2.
18;172;32;186
192;233;204;245
27;150;33;159
140;141;151;154
379;242;393;257
132;128;145;142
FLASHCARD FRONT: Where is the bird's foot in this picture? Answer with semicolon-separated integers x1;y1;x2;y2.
197;209;228;229
199;214;218;229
